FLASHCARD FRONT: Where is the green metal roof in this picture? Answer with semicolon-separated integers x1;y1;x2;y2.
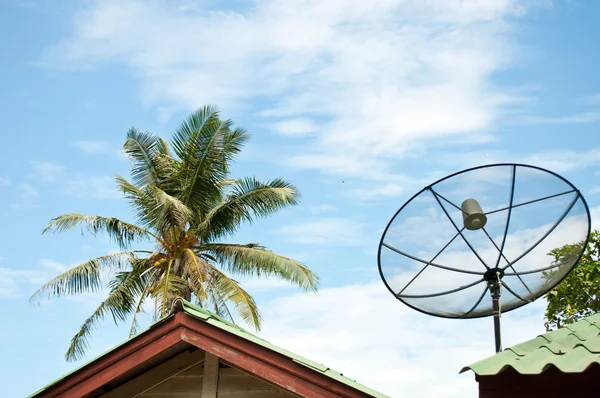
461;313;600;376
31;299;389;398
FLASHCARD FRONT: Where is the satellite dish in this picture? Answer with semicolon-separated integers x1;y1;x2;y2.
377;163;591;352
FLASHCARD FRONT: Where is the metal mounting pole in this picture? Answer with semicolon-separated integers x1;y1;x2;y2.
489;278;502;353
484;267;504;353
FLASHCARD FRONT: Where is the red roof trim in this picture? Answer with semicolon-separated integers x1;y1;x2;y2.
33;313;375;398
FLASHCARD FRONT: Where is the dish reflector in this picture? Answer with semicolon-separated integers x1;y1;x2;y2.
377;164;590;320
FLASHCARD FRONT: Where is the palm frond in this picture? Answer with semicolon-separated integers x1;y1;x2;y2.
152;261;188;317
207;288;235;323
30;251;140;303
146;185;193;231
116;175;150;228
123;128;160;187
157;137;171;156
129;268;159;337
172;106;249;216
207;265;262;330
42;214;152;250
203;243;319;292
65;261;149;361
182;249;208;301
117;176;187;235
179;120;231;213
171;105;220;160
197;177;299;240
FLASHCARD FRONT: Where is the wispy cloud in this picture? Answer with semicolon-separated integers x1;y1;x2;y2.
434;148;600;174
0;258;77;300
236;277;297;292
0;176;10;185
309;204;338;215
347;182;406;202
18;183;39;198
585;93;600;106
72;140;113;154
43;0;532;180
523;148;600;172
30;160;65;181
271;118;318;136
0;267;48;299
65;176;120;199
524;112;600;124
522;92;600;125
39;258;68;273
279;218;367;245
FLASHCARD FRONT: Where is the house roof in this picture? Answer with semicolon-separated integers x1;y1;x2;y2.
175;299;389;398
31;298;389;398
461;313;600;376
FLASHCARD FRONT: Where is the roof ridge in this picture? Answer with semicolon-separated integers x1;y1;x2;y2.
176;299;390;398
31;298;389;398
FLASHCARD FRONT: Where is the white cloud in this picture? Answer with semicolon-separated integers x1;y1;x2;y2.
524;112;600;124
309;204;338;214
1;259;73;300
522;93;600;125
72;140;112;154
348;182;406;202
236;277;297;292
0;176;10;185
259;281;547;398
43;0;531;179
587;94;600;106
523;149;600;173
65;176;121;199
18;183;39;198
39;258;69;273
278;218;367;245
0;268;48;299
30;160;66;181
436;148;600;174
271;118;318;136
338;172;430;203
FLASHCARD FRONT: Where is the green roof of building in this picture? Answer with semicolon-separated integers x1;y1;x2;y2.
31;299;389;398
461;313;600;376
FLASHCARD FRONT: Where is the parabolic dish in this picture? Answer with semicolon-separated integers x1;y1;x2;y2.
377;163;591;319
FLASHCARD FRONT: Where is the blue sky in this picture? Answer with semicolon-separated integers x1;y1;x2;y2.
1;1;599;397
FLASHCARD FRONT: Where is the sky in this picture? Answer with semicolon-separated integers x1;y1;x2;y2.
1;0;600;397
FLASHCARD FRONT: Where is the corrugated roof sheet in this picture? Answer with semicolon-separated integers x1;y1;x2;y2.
178;299;389;397
461;313;600;376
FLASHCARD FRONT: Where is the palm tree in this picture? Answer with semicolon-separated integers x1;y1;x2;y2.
31;105;319;361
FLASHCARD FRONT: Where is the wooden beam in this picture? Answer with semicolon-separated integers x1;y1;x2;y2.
201;352;220;398
102;348;205;398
